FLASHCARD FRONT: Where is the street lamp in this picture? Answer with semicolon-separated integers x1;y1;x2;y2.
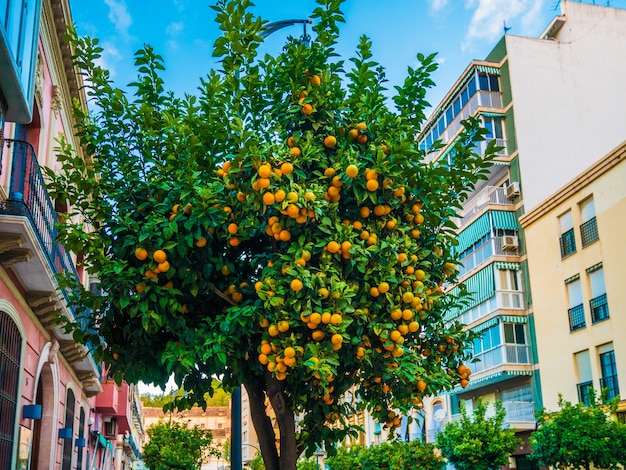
261;19;313;47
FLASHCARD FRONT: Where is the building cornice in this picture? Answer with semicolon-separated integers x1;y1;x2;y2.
519;140;626;228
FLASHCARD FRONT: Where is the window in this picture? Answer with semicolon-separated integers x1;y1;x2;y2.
503;323;529;363
0;311;22;467
579;197;599;247
575;350;593;405
504;323;525;344
599;345;619;400
478;72;500;92
483;116;504;140
567;278;585;331
498;268;520;291
61;389;75;470
559;210;576;258
588;265;609;323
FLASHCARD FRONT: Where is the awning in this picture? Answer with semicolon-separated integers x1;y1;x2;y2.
477;65;501;75
445;264;495;319
495;262;520;271
471;317;499;333
586;262;603;273
456;212;491;254
499;315;527;324
565;273;580;284
491;210;518;231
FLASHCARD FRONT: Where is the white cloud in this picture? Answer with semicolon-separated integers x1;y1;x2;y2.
463;0;546;51
166;21;184;38
104;0;133;38
428;0;450;11
172;0;185;12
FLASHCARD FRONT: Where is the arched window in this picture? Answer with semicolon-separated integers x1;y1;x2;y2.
0;311;22;468
61;389;75;469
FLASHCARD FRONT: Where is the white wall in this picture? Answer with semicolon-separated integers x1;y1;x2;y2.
506;2;626;211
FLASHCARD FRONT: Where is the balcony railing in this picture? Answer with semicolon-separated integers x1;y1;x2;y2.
458;236;519;277
568;304;585;331
599;375;620;400
502;401;535;423
457;290;525;325
559;228;576;259
580;217;599;247
590;293;609;323
1;139;79;284
472;344;530;375
458;186;511;226
577;380;593;405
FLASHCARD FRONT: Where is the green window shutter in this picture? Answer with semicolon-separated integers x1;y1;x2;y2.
444;264;496;320
455;212;491;254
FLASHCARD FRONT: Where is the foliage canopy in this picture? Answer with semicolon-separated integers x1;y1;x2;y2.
436;400;521;470
49;0;496;468
531;392;626;470
142;420;217;470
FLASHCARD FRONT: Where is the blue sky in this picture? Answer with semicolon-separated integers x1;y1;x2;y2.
68;0;625;113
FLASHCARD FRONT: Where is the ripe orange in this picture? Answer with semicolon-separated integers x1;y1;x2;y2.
390;309;403;321
348;128;359;141
345;164;358;178
279;230;291;242
378;282;390;294
309;75;321;86
228;237;241;247
258;164;271;178
274;189;286;203
357;134;368;145
366;179;379;191
290;147;301;158
136;283;146;293
286;136;296;147
195;237;207;247
135;247;148;261
327;241;340;253
227;223;238;235
356;122;367;131
281;162;294;175
324;135;337;148
302;103;313;115
312;330;325;341
290;279;304;292
359;206;371;218
258;177;271;189
321;312;332;324
153;250;167;263
318;288;329;299
341;241;351;253
278;320;290;333
402;292;415;303
263;192;275;205
408;321;420;332
369;286;380;297
331;334;343;345
330;313;342;325
309;312;322;325
284;346;296;358
157;261;170;273
268;325;279;337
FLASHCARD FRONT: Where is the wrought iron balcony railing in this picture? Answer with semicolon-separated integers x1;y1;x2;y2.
568;304;585;331
580;217;599;247
590;293;609;323
559;228;576;259
600;375;620;401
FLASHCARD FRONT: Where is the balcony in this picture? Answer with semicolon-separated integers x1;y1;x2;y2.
600;375;620;401
457;290;525;326
577;380;593;405
590;293;609;323
472;344;530;375
568;304;585;331
580;217;599;247
502;401;536;427
458;236;519;277
424;90;504;163
559;229;576;259
0;139;101;396
457;186;512;227
96;381;131;434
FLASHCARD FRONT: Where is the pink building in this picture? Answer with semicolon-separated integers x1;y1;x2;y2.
0;0;144;468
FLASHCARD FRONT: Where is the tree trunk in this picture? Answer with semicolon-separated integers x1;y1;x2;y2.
266;374;298;470
244;380;280;470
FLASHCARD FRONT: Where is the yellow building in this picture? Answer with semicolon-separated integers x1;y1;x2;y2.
520;142;626;415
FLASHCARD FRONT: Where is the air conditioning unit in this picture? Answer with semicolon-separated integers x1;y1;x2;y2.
506;182;520;199
502;235;519;250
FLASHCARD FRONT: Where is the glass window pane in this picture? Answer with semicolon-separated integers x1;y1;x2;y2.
478;73;489;90
489;74;500;91
515;324;525;344
504;324;514;343
468;75;477;96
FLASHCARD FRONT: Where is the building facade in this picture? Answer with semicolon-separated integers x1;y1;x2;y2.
0;0;144;468
520;142;626;415
143;406;231;470
417;1;626;468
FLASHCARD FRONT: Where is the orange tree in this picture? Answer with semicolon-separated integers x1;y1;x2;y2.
48;1;496;469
